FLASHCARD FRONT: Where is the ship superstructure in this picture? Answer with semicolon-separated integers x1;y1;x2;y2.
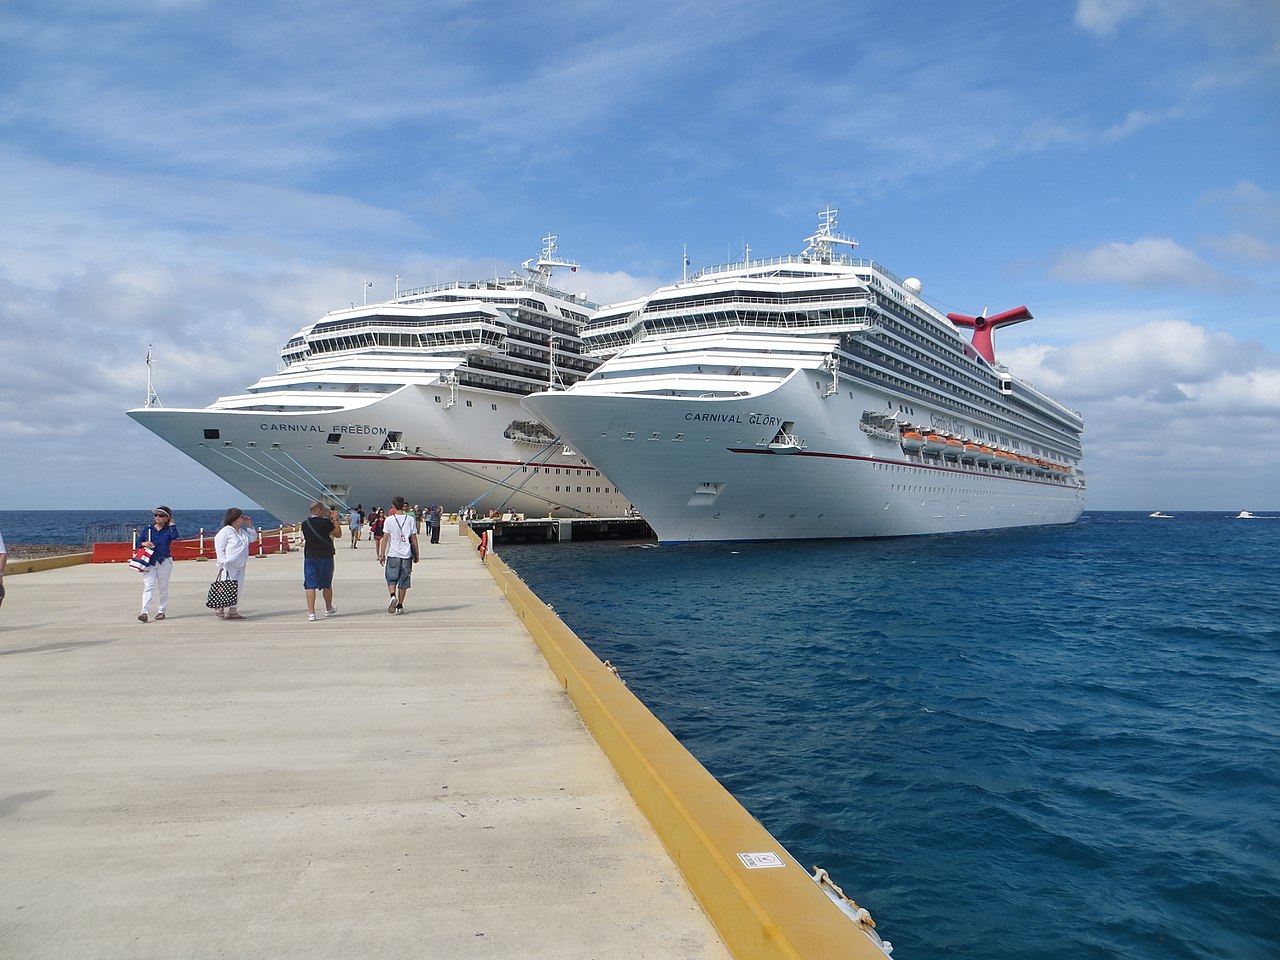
523;210;1085;542
129;236;628;520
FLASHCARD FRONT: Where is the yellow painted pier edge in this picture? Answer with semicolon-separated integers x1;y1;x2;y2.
470;528;887;960
4;553;93;575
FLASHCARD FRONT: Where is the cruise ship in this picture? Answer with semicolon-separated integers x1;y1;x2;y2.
128;236;629;521
523;210;1086;543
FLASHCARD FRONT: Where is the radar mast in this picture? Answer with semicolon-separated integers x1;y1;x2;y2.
522;232;580;285
802;207;859;263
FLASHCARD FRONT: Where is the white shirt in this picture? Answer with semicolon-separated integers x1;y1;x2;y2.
214;524;253;568
383;514;417;559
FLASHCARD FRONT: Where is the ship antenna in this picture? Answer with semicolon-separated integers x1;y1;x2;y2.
522;231;580;286
802;206;859;263
144;345;161;408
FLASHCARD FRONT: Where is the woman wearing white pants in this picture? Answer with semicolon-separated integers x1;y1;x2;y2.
138;506;180;622
213;508;255;620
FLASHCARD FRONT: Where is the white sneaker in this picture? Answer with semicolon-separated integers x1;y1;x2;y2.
388;596;398;614
307;613;317;622
326;607;337;617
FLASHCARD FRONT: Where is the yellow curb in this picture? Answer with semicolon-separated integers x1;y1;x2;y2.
5;553;93;575
469;528;887;960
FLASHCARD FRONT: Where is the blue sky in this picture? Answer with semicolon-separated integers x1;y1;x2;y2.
1;0;1277;512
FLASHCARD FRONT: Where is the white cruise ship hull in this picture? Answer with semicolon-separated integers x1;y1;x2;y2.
130;383;628;522
525;370;1084;543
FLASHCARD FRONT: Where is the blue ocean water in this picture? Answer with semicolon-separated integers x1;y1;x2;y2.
0;509;284;546
499;512;1280;960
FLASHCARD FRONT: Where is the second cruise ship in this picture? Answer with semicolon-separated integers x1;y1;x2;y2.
523;210;1086;543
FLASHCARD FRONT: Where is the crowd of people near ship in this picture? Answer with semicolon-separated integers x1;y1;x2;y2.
128;498;449;624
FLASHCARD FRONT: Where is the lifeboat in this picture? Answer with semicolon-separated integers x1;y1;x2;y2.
900;430;926;453
942;438;964;458
961;442;982;461
922;434;948;456
976;446;996;463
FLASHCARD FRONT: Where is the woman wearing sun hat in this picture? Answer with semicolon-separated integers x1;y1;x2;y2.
138;506;181;622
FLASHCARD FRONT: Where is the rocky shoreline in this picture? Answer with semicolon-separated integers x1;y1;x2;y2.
5;543;88;560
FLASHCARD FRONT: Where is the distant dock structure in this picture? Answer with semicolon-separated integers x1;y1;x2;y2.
469;514;654;544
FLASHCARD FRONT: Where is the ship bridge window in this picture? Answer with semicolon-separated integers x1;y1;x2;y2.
204;429;220;440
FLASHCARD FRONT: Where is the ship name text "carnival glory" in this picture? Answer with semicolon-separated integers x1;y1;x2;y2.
684;411;786;427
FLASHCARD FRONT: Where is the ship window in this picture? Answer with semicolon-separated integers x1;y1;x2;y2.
327;433;341;444
466;400;473;407
435;396;442;403
204;429;220;440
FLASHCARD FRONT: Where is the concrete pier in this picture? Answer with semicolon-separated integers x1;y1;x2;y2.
0;536;731;959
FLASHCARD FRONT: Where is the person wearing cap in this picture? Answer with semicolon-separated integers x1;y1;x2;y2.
138;506;181;622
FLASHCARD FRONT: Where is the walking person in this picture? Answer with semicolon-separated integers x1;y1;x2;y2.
301;502;341;621
138;506;180;622
0;526;7;609
213;508;255;620
378;495;418;615
350;504;364;549
370;509;385;556
424;503;442;544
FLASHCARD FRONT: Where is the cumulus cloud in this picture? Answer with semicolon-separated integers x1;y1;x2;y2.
1002;318;1280;507
1074;0;1153;36
1049;238;1232;289
1003;319;1263;402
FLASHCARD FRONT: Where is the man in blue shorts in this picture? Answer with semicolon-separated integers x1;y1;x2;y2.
378;495;418;615
301;501;341;621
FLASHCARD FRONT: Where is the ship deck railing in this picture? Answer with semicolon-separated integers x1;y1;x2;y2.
689;253;907;288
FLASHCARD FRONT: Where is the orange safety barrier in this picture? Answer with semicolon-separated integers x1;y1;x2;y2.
91;526;299;563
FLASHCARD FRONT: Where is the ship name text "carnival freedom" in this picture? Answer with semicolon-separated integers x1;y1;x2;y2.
258;423;389;435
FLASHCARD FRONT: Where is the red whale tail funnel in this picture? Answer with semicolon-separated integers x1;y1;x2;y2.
946;306;1033;363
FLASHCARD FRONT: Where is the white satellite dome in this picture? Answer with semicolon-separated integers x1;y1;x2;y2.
903;277;923;295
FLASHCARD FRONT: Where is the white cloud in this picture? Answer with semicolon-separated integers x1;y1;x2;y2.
1002;319;1280;508
1049;238;1231;289
1074;0;1153;36
1003;319;1262;401
1203;233;1280;264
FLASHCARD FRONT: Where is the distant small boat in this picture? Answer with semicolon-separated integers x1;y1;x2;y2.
1149;511;1174;519
1236;510;1258;519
